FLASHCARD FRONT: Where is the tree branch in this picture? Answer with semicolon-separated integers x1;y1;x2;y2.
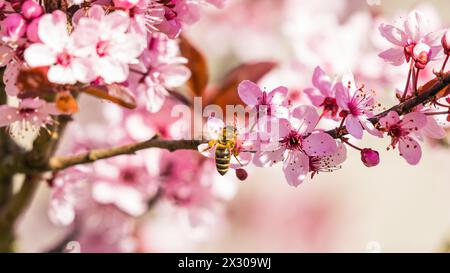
0;115;73;252
47;137;203;171
9;71;450;175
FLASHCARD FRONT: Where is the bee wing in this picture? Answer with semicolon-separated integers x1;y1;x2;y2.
206;117;224;139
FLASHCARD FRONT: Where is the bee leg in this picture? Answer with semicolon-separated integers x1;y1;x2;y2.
233;154;245;167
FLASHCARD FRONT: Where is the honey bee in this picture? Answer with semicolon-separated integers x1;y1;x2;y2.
203;124;243;176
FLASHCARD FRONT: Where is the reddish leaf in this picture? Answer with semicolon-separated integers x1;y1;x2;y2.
419;72;450;99
179;36;209;97
16;67;55;98
207;61;277;109
81;84;137;109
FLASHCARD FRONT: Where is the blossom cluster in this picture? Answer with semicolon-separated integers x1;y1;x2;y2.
0;0;220;136
196;10;449;187
0;0;227;252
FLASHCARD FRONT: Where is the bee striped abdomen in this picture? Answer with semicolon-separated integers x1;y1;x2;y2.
215;143;231;176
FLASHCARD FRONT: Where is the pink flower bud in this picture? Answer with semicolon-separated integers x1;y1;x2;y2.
0;0;5;9
361;148;380;167
442;30;450;55
113;0;139;9
21;0;43;20
3;13;27;41
26;18;40;42
235;168;248;181
413;43;432;69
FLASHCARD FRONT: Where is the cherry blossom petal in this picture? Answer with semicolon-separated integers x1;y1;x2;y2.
0;45;14;66
197;143;216;158
0;105;19;127
291;105;319;135
303;132;337;157
206;117;224;139
335;82;350;111
96;57;129;84
400;112;427;131
379;111;401;128
253;148;285;167
267;86;288;105
159;64;191;88
378;48;405;66
422;116;446;139
144;84;167;113
361;119;383;138
345;115;364;139
378;23;407;46
304;87;325;107
4;61;21;96
109;33;144;63
312;66;331;96
101;10;130;33
342;72;357;97
38;11;69;51
399;136;422;165
230;151;252;169
237;80;261;105
282;151;309;187
24;43;56;67
71;58;97;83
47;65;77;84
404;10;427;42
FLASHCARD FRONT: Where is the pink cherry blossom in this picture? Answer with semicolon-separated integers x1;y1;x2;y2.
159;149;237;227
128;33;190;112
155;0;225;38
24;11;96;84
253;106;337;187
335;73;382;139
90;154;159;216
0;98;62;137
72;9;145;84
238;80;288;118
378;10;443;66
48;166;90;226
75;205;137;253
128;0;165;35
379;111;427;165
304;66;340;119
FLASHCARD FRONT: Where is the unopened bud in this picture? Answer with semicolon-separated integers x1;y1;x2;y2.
235;168;248;181
361;148;380;167
413;43;432;69
3;13;27;41
21;0;42;20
